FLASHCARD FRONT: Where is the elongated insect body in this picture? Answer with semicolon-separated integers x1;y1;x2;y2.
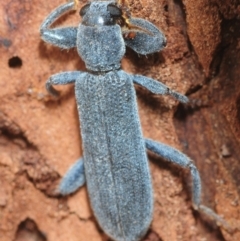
40;1;230;240
76;71;152;240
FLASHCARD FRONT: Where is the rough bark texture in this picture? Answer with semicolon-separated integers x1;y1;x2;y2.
0;0;239;241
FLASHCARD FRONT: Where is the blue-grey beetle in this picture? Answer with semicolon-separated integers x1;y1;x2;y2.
40;1;229;240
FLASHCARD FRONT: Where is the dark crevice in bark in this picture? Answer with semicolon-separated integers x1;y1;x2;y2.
207;16;237;83
0;113;60;196
0;127;35;150
0;111;36;150
14;218;47;241
185;84;203;96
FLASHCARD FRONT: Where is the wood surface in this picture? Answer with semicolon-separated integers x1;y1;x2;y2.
0;0;239;241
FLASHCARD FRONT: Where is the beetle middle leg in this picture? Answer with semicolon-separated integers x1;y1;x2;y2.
132;74;189;103
46;71;86;96
145;138;230;229
56;157;86;196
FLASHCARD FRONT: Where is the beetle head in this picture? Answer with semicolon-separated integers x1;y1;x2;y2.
80;1;122;26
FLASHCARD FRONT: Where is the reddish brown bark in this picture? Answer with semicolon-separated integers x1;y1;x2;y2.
0;0;239;241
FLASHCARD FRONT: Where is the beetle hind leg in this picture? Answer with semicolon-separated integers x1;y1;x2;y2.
57;157;85;196
145;138;231;230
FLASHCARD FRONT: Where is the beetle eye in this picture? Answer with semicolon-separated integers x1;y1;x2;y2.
79;3;90;17
107;4;122;17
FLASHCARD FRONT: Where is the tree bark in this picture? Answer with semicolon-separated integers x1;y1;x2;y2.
0;0;239;241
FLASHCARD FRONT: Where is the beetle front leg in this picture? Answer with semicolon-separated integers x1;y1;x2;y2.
46;71;85;96
145;138;230;230
123;18;166;55
40;1;78;49
56;157;85;196
132;74;189;103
